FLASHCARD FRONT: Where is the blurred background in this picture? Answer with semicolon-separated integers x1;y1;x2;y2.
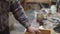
9;0;60;34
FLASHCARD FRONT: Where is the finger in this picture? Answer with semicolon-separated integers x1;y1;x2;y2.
38;30;41;34
36;30;41;34
31;31;36;34
29;31;36;34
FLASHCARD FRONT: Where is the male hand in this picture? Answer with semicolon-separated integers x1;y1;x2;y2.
27;26;41;34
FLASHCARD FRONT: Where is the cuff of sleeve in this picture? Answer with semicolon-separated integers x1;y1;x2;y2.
20;18;31;28
24;22;31;28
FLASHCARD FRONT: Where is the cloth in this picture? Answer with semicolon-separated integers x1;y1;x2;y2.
0;0;30;31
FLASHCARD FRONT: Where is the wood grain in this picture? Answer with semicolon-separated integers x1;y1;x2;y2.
24;29;51;34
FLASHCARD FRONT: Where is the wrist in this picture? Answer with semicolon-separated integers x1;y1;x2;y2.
26;25;31;30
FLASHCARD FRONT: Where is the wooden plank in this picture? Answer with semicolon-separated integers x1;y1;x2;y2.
24;0;51;10
23;0;28;11
51;0;57;2
25;29;51;34
26;0;50;3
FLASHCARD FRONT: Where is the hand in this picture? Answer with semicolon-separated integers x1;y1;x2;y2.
27;26;41;34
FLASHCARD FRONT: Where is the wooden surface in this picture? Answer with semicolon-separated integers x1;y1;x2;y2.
25;29;51;34
26;0;50;3
24;0;51;11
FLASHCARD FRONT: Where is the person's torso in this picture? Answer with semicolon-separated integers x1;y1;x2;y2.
0;0;10;31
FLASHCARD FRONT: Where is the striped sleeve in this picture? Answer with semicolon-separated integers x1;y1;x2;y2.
10;0;31;28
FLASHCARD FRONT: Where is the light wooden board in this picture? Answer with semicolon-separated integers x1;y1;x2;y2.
26;0;50;3
25;29;51;34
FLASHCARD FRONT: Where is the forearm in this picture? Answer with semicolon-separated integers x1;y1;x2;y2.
10;0;31;28
12;6;31;28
